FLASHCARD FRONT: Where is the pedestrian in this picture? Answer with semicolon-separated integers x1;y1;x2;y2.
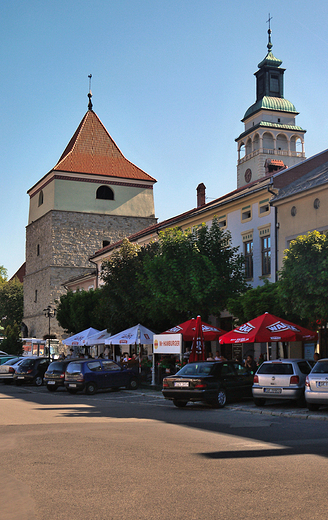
207;351;214;361
245;354;257;373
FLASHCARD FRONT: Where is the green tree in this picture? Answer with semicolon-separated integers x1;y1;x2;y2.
0;265;8;283
1;322;22;356
100;239;158;333
279;231;328;325
0;277;24;328
227;280;308;327
56;288;104;334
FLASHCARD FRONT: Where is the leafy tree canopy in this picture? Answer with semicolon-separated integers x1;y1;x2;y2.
0;277;23;328
56;288;104;334
100;219;247;332
227;280;310;327
0;265;8;284
279;231;328;325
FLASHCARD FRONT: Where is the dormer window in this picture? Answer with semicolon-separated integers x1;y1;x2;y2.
96;186;114;200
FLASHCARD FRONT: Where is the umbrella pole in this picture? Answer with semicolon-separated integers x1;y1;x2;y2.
266;342;269;361
151;352;156;386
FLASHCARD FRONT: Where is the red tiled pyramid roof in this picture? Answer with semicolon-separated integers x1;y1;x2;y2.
53;110;156;182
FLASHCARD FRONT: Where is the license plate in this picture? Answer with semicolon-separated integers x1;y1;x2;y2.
317;381;328;387
174;381;189;387
47;381;56;385
264;387;282;394
68;383;77;388
17;376;25;379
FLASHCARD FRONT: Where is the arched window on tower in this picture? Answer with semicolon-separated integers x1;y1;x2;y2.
96;186;114;200
38;190;44;206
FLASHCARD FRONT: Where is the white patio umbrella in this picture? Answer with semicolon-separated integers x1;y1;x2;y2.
104;324;154;346
84;329;112;346
63;327;100;347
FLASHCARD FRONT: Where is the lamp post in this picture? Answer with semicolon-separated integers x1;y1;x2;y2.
43;306;56;359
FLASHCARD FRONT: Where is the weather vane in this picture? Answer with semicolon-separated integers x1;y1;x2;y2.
266;13;273;51
88;74;93;110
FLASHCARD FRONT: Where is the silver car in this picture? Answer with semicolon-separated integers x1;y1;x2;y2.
252;359;312;406
305;359;328;411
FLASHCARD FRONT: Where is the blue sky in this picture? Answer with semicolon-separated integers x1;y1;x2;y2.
2;0;328;278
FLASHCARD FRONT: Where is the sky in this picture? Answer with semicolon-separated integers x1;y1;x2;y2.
2;0;328;278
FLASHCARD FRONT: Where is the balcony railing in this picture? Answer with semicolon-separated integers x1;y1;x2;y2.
238;148;305;165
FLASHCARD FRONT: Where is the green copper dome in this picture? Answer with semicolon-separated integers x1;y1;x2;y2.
258;50;282;68
243;96;298;121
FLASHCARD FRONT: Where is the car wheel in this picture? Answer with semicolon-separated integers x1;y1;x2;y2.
211;388;227;408
67;388;77;394
34;376;43;386
126;378;138;390
46;385;57;392
173;399;188;408
254;398;266;407
85;382;97;395
308;403;320;411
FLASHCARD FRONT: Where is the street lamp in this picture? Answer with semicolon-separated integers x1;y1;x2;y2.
43;305;56;359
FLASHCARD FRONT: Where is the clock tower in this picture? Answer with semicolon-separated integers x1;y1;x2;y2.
236;26;306;188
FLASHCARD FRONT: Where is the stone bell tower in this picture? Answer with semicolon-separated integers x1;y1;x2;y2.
24;91;157;340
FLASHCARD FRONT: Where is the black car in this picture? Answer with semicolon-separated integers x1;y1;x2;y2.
13;357;50;386
162;361;253;408
44;359;79;391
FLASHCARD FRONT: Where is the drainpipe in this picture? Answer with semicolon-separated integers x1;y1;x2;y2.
267;178;278;281
89;259;99;289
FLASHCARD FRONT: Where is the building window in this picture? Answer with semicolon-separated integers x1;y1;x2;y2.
241;205;252;222
259;198;270;216
37;244;40;256
103;240;110;248
38;190;44;206
34;290;38;303
218;215;227;228
244;240;253;279
96;186;114;200
261;236;271;276
291;206;297;216
314;198;320;209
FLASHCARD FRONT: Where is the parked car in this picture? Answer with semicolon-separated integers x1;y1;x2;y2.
64;359;139;395
0;357;25;384
162;361;253;408
44;358;79;391
0;355;18;365
13;357;50;386
305;358;328;410
252;359;312;406
0;350;9;355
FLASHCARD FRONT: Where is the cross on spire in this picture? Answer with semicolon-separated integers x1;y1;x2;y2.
266;13;273;52
87;74;93;110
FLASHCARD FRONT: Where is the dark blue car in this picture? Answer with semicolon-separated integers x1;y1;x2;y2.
64;359;139;395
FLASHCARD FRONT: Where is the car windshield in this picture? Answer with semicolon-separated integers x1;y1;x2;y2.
312;361;328;374
177;363;215;376
257;363;293;375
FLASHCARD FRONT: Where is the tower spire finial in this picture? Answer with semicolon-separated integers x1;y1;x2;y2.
266;13;273;52
87;74;93;110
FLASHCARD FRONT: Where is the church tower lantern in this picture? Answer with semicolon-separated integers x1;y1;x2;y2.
236;22;306;188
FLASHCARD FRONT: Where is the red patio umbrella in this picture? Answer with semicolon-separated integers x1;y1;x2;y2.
188;315;206;362
162;318;226;342
219;312;317;344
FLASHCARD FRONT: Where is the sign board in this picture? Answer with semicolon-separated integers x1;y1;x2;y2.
304;343;315;360
153;334;182;355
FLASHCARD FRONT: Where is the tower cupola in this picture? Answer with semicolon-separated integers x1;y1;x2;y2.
235;24;306;188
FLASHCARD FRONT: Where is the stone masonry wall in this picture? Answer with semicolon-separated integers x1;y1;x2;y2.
24;210;157;340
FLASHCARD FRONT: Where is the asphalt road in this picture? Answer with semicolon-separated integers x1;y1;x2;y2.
1;384;328;520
